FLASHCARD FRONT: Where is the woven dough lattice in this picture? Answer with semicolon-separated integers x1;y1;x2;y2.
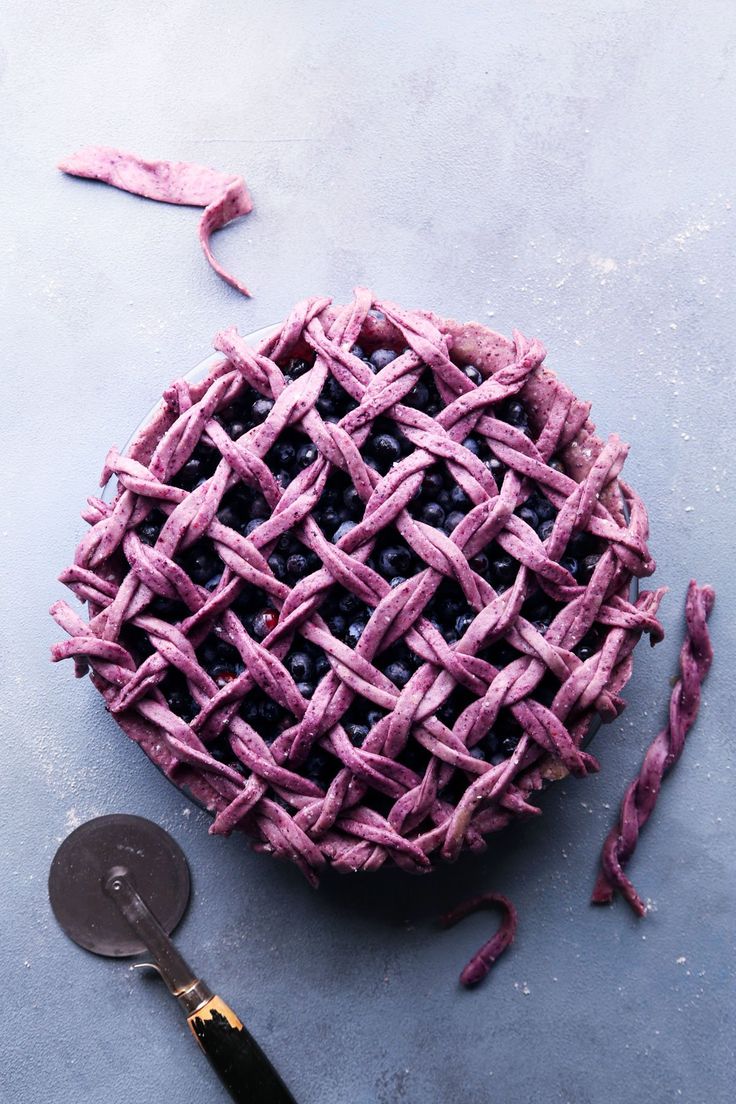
51;290;665;881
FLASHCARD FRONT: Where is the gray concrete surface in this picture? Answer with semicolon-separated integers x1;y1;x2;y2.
1;2;734;1101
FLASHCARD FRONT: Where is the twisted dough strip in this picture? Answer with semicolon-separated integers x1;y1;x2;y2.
59;147;254;296
51;290;665;876
441;893;518;987
591;580;715;915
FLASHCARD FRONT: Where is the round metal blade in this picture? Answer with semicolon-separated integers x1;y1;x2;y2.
48;814;190;957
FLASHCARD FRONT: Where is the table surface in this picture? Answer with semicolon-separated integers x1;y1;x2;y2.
2;2;734;1102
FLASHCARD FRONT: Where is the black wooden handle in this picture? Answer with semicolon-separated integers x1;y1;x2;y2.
188;995;296;1103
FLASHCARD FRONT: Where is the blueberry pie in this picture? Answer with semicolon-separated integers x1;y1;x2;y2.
51;290;665;881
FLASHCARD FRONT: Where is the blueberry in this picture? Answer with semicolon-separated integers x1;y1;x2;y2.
378;545;412;576
423;470;445;495
437;488;451;509
370;433;402;466
296;443;318;469
560;555;578;577
319;505;340;532
581;553;601;579
370;348;398;371
450;484;471;509
390;575;406;588
529;493;556;522
405;382;429;409
285;357;310;380
240;698;259;724
366;709;384;728
286;553;308;579
517;505;538;529
204;572;223;591
252;608;278;639
217;505;240;529
351;344;365;359
326;613;346;637
470;552;489;574
531;620;549;635
338;592;361;615
243;518;262;537
227;421;246;440
421;502;445;527
250;494;270;518
343;486;362;515
491;555;516;583
538;519;555;542
251;398;274;423
505;401;527;427
190;551;219;584
346;723;369;746
138;520;162;546
259;698;281;725
314;652;331;678
463;364;483;386
286;652;313;681
211;665;238;688
385;661;411;687
268;554;286;580
346;618;368;647
462;436;481;455
332;520;356;543
455;612;474;636
486;457;505;483
444;511;465;534
274;441;295;467
179;457;202;485
296;681;315;699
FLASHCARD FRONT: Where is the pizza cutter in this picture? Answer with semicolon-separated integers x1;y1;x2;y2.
48;814;296;1103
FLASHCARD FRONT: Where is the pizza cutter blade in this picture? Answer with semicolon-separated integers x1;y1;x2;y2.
48;814;296;1104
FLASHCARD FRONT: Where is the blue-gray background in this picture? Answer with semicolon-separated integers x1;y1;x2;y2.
1;2;734;1101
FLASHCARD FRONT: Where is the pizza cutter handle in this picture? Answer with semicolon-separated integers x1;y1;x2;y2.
187;994;297;1104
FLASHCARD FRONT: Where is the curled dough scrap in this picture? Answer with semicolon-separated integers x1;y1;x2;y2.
441;892;518;987
592;580;716;916
59;146;253;296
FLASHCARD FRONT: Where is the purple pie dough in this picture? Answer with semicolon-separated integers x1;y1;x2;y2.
51;290;666;883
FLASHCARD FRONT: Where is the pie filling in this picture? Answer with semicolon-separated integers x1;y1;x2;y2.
52;294;662;877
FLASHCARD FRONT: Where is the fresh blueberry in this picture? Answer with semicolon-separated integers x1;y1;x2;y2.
346;723;369;746
370;433;402;466
405;382;429;409
250;494;270;518
296;443;318;469
538;519;555;542
385;661;411;687
190;551;220;584
216;505;240;529
259;698;281;725
211;665;238;688
346;618;368;647
366;709;384;729
138;519;162;545
505;401;527;427
463;364;483;386
470;552;489;574
486;457;505;483
390;575;406;587
314;652;331;678
450;484;471;509
581;553;601;579
251;398;274;423
286;553;308;579
319;504;340;532
421;502;445;527
252;608;278;639
274;441;295;467
517;505;538;529
462;436;481;455
227;421;246;440
333;520;357;543
243;518;262;537
343;486;362;515
351;344;365;360
296;681;315;699
378;545;412;576
528;493;556;522
286;652;313;682
423;470;445;495
204;572;222;591
285;358;310;380
370;348;398;371
444;511;465;534
338;592;361;614
268;554;286;580
560;555;578;577
455;612;474;636
326;613;346;637
179;457;202;485
491;555;516;583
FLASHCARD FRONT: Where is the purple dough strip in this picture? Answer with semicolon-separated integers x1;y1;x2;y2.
59;146;254;297
441;892;518;987
591;580;715;915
